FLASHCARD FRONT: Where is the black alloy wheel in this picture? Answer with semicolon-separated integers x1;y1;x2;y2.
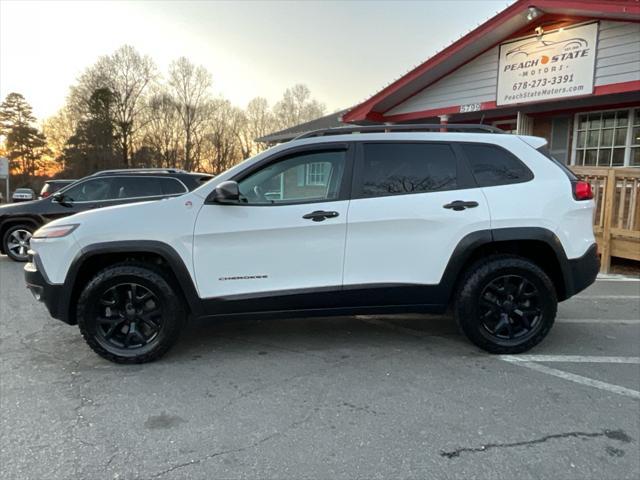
478;275;542;342
77;262;185;364
454;255;557;354
96;283;163;350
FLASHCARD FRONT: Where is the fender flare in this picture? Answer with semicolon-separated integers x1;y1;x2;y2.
62;240;203;323
440;227;572;301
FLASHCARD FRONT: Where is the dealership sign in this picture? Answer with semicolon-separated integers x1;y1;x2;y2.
497;22;598;106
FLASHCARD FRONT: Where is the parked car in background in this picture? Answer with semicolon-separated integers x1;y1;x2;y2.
39;179;77;199
12;188;36;203
1;168;212;262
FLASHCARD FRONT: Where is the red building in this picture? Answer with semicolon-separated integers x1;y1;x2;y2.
343;0;640;168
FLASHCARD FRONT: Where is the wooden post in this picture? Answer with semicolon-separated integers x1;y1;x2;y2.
600;168;616;273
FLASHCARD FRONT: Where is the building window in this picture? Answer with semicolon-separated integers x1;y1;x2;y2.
632;110;640;167
573;108;639;167
305;162;331;186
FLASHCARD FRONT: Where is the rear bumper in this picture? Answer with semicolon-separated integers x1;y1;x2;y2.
564;243;599;299
24;254;73;325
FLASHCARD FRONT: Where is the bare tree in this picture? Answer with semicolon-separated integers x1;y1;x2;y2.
273;84;325;130
238;97;274;156
168;57;212;171
43;106;78;170
70;45;156;166
142;89;182;168
201;99;245;174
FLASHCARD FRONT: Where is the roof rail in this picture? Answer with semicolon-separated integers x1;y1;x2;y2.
90;168;188;176
293;123;504;140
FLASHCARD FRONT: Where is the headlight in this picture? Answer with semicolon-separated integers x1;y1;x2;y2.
32;224;79;239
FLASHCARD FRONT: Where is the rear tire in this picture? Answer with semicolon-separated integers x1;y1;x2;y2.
3;224;35;262
454;255;557;354
77;262;185;364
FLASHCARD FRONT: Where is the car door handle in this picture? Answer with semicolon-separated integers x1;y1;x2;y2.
443;200;479;211
302;210;340;222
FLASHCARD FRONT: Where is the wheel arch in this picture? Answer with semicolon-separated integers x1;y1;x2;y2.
62;241;202;325
442;227;573;303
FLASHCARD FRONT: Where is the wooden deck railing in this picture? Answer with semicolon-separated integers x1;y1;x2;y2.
572;166;640;272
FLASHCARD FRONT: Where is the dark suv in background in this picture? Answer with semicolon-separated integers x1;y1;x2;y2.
39;179;77;199
0;168;212;261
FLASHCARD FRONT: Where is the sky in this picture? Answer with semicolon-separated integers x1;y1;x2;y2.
0;0;513;121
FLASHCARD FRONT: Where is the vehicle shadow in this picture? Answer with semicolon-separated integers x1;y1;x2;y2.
168;313;469;363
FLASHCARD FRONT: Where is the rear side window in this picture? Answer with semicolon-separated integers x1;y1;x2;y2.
359;143;457;198
40;183;53;196
460;143;533;187
537;146;577;181
111;177;164;199
159;177;188;195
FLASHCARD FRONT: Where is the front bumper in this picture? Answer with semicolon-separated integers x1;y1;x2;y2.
564;243;599;299
24;254;72;325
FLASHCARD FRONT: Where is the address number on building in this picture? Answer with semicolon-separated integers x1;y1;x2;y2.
460;103;482;113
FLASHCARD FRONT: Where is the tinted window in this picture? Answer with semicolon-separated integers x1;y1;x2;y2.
159;178;188;195
41;181;74;197
537;146;577;181
61;178;113;202
460;143;533;187
360;143;457;198
238;150;346;204
110;177;165;199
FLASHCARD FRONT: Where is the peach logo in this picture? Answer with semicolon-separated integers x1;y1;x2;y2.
540;55;550;64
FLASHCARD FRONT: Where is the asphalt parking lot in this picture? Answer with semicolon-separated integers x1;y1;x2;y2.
1;255;639;480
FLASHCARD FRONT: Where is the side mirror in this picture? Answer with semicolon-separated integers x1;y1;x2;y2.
52;192;72;207
212;181;240;204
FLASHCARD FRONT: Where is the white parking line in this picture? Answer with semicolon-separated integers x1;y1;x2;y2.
596;275;640;282
361;318;640;399
556;318;640;325
500;358;640;400
556;318;640;324
573;295;640;299
500;355;640;364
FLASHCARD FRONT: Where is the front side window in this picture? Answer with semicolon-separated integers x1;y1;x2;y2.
60;178;113;202
358;143;457;198
460;143;533;187
238;150;346;204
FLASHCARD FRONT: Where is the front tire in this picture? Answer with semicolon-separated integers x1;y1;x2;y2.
77;262;185;364
454;255;557;354
3;224;35;262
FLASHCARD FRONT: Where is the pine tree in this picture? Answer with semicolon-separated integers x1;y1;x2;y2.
0;92;50;181
62;88;118;177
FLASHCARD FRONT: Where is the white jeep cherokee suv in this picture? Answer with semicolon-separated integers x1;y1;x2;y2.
24;125;599;364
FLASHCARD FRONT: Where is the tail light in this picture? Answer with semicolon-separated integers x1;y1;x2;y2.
41;192;50;198
572;180;593;201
